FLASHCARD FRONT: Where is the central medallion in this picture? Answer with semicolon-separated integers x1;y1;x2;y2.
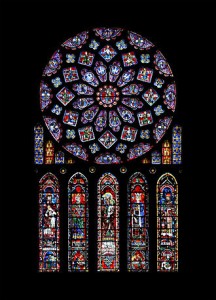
96;85;120;107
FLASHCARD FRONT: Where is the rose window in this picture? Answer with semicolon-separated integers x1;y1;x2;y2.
40;28;176;164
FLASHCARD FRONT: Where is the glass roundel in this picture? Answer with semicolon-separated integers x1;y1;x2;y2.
40;28;176;164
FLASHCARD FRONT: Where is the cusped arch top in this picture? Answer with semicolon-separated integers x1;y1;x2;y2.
68;171;88;184
39;172;59;193
157;172;178;190
98;172;119;186
128;171;149;184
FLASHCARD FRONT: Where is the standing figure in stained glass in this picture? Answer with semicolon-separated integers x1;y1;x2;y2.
160;187;174;205
68;173;89;271
72;217;84;239
128;172;149;271
45;205;57;228
131;193;145;230
39;173;60;272
102;192;115;237
157;173;178;271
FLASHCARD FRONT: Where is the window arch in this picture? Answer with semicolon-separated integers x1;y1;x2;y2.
172;125;182;164
127;172;149;271
162;140;171;164
55;150;65;164
34;124;44;164
156;173;178;271
45;140;54;164
97;173;119;271
39;172;60;272
68;172;89;271
151;150;161;164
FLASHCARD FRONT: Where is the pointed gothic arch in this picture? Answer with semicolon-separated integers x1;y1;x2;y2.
156;172;178;271
39;172;60;272
34;124;44;165
68;172;89;271
127;172;149;271
97;173;119;271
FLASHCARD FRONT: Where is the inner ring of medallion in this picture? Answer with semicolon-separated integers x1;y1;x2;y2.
96;85;120;107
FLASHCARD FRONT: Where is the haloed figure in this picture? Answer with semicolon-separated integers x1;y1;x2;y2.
45;205;57;228
102;192;115;236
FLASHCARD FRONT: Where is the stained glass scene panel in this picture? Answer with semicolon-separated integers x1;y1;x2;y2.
162;140;171;164
157;173;178;271
172;125;182;164
68;172;89;271
128;172;149;271
45;140;54;164
34;124;44;164
55;151;65;164
97;173;119;271
39;173;60;272
151;150;161;164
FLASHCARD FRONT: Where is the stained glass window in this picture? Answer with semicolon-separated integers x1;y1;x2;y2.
45;140;54;164
39;173;60;272
156;173;178;272
142;157;150;164
128;172;149;271
39;28;176;164
68;172;89;271
97;173;119;271
35;27;182;273
151;150;161;164
172;125;182;164
67;158;74;164
162;140;171;164
55;151;65;164
34;124;44;164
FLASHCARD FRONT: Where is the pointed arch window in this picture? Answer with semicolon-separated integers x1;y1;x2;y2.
172;126;182;164
156;173;178;271
151;150;161;164
97;173;119;272
68;172;89;271
45;140;54;164
128;172;149;271
162;140;171;164
39;173;60;272
55;151;65;164
34;124;44;164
